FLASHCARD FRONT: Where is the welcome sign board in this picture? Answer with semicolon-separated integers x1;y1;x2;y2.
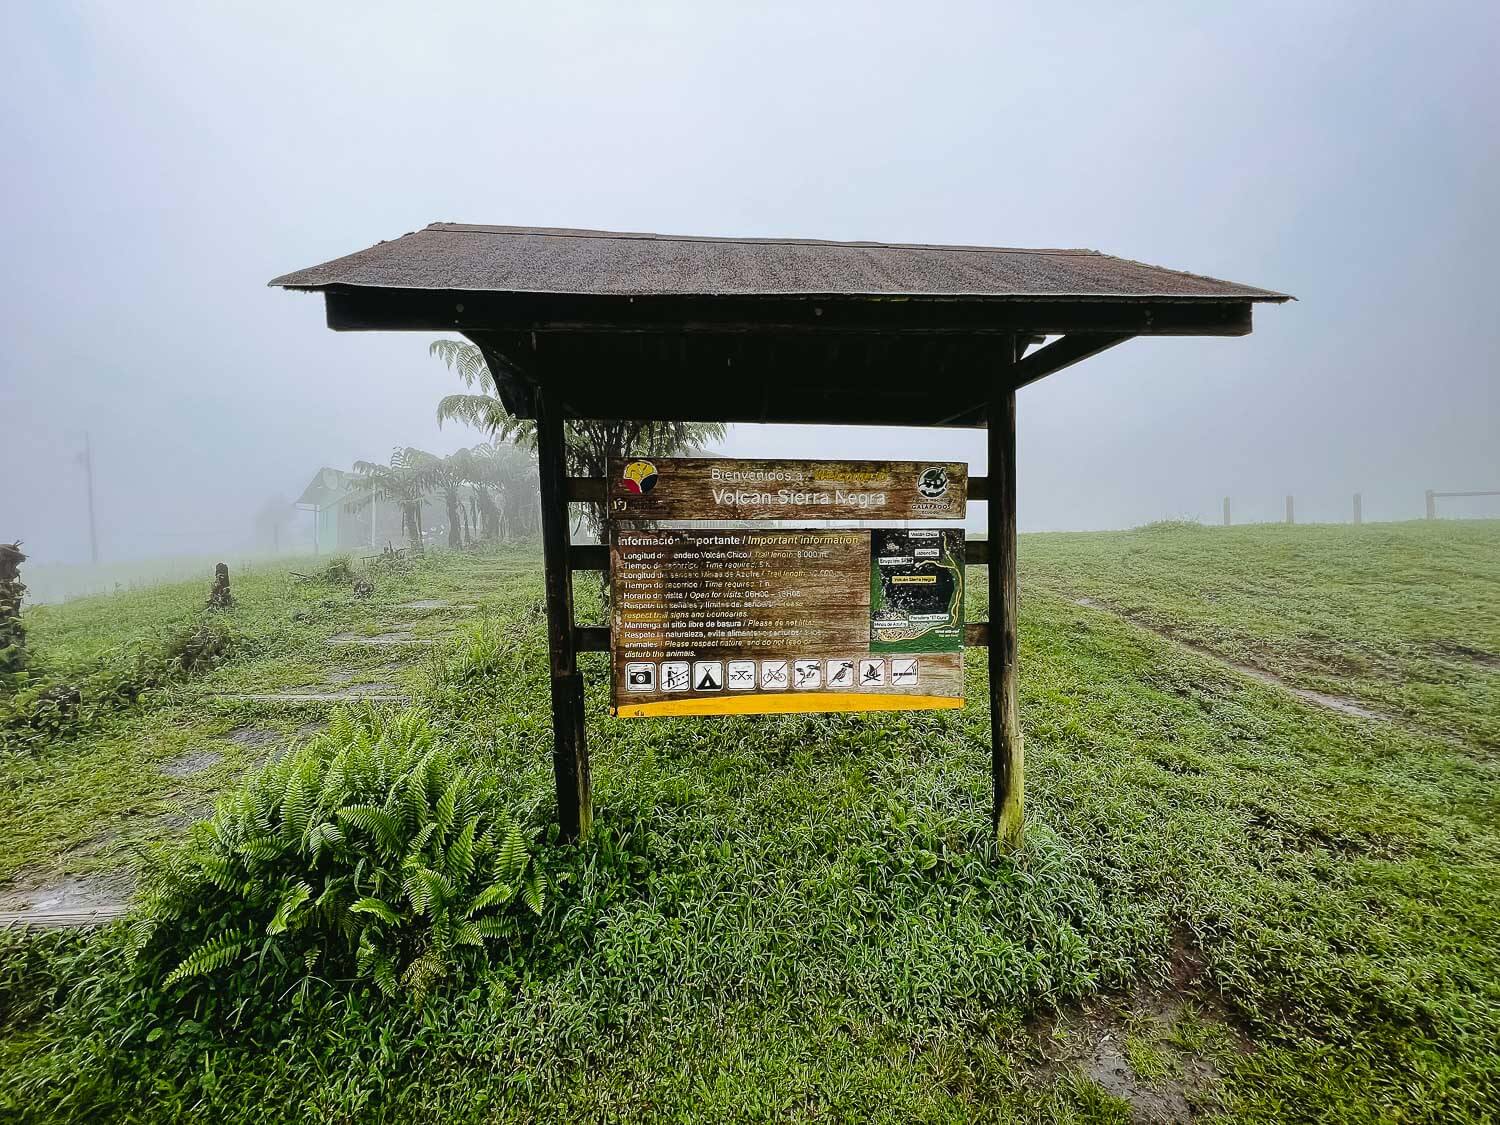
607;458;967;522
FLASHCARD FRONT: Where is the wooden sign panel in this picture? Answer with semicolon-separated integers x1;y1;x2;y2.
608;458;967;521
610;528;965;717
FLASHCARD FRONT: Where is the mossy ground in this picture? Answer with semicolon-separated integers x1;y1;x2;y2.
1;524;1496;1122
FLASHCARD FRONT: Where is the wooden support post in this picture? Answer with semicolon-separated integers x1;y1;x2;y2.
989;337;1023;852
1353;492;1362;525
1425;490;1436;521
1222;497;1231;527
535;383;591;841
1285;495;1294;525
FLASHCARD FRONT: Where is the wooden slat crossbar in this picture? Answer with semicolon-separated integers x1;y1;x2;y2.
571;535;993;572
579;627;990;651
576;623;989;652
569;475;993;502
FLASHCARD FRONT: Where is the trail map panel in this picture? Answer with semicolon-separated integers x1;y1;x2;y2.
611;528;965;717
609;458;967;521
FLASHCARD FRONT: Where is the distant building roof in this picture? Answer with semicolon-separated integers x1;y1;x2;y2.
296;467;353;509
270;223;1291;302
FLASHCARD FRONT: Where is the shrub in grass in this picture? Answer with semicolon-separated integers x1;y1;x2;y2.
425;616;550;716
1132;518;1205;533
433;619;516;683
1;616;242;753
131;705;546;1008
318;556;355;585
0;541;27;689
156;616;238;677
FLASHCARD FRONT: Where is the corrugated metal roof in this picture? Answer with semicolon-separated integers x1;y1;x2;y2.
270;224;1290;301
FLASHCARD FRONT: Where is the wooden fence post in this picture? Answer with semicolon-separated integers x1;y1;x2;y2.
535;382;592;841
989;339;1024;852
1285;495;1294;525
1222;497;1231;527
1353;492;1362;525
1425;490;1436;520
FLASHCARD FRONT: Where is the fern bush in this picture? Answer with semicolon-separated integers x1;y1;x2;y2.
132;705;545;1008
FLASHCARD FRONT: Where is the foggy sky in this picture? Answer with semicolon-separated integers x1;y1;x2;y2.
4;1;1498;565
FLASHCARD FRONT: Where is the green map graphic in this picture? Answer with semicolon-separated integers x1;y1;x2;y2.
868;529;964;653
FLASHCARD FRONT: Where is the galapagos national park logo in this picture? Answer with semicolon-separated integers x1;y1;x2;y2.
917;465;949;499
621;460;659;495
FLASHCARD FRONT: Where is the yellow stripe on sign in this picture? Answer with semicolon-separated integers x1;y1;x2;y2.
612;693;964;718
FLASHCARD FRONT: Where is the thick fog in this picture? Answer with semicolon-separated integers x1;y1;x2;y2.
3;1;1498;572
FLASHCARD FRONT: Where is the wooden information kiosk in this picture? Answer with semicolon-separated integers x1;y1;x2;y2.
272;224;1289;851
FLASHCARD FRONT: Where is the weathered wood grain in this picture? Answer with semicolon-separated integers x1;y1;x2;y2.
607;458;967;522
536;388;591;841
989;343;1024;851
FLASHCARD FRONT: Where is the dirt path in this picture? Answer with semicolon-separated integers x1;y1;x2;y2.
1069;597;1393;723
0;874;132;929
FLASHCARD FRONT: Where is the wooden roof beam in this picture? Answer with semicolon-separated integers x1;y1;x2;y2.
1008;332;1134;392
322;287;1255;338
933;333;1134;426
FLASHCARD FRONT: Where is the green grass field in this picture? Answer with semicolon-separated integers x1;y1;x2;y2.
1;522;1497;1122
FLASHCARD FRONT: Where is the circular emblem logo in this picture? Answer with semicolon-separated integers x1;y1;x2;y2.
621;460;659;495
917;466;948;499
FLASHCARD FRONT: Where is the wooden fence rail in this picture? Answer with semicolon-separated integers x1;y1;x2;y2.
1427;489;1500;520
1218;490;1496;525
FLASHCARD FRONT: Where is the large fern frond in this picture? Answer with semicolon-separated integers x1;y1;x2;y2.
435;393;513;436
267;881;313;935
496;822;528;885
522;868;545;917
338;805;403;855
349;896;401;926
163;928;252;987
447;818;478;884
464;880;516;918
